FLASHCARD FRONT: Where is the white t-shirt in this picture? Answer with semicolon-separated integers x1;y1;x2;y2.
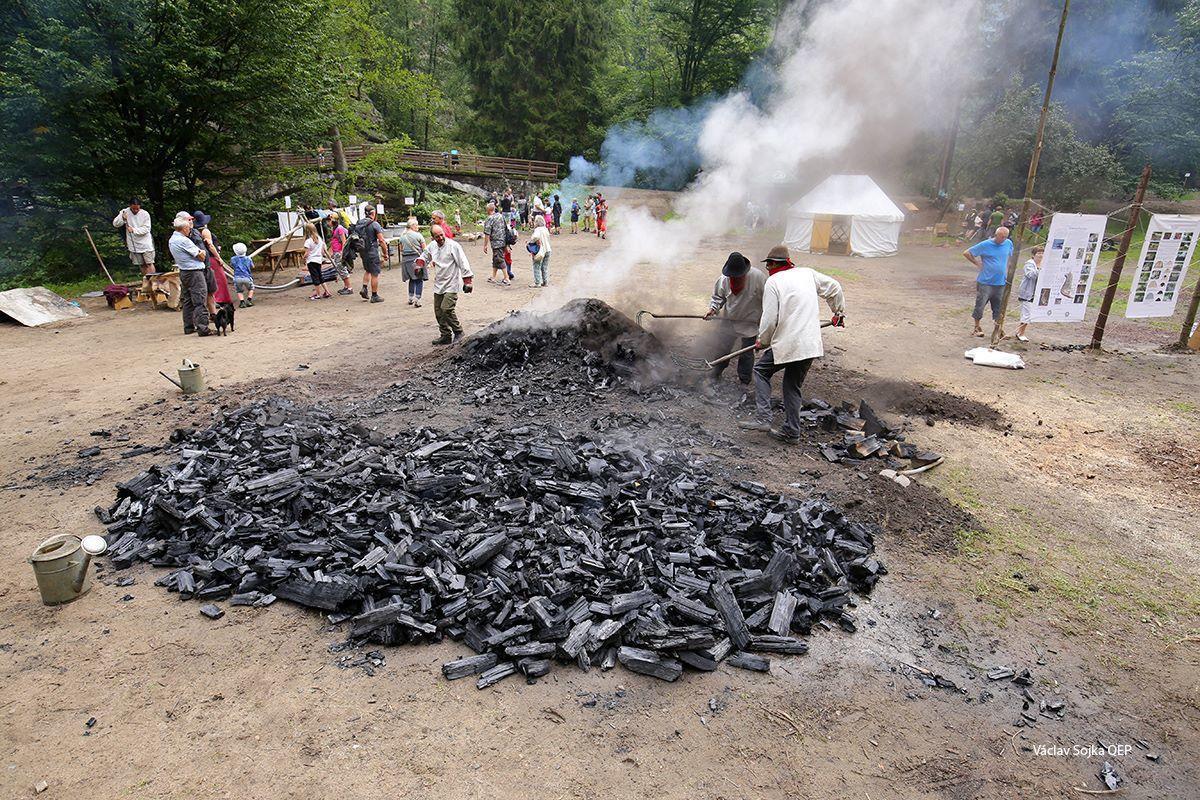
304;236;324;264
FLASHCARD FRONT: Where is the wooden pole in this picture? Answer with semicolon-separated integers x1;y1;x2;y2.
1090;164;1151;351
1178;267;1200;350
82;226;116;284
992;0;1071;345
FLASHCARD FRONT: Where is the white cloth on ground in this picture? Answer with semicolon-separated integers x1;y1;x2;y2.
757;266;845;363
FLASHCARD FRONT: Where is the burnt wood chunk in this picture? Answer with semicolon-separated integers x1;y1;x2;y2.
711;579;751;651
443;653;498;680
459;533;509;570
476;662;517;689
609;588;657;615
273;579;357;611
617;646;682;682
749;635;809;655
768;591;798;636
727;651;771;672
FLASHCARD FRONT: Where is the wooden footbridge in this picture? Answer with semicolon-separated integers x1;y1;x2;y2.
257;144;561;181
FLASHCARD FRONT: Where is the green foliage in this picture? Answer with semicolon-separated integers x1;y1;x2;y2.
0;0;342;282
1107;0;1200;179
453;3;613;162
651;0;771;103
955;84;1122;209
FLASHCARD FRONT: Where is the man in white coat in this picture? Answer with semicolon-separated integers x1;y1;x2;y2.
704;252;766;386
415;224;474;345
112;198;155;274
739;245;845;443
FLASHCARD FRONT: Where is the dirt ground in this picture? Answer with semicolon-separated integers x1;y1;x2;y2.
1;188;1197;799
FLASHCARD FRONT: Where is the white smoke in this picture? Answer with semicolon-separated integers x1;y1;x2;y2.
539;0;976;307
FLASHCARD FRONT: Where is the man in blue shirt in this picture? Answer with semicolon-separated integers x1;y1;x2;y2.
963;226;1013;337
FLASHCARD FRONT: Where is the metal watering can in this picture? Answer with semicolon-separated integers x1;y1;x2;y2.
29;534;108;605
159;358;205;394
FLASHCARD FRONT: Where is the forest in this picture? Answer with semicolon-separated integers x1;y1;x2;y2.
0;0;1197;285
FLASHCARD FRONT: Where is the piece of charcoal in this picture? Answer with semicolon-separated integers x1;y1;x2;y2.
199;604;224;620
726;651;770;672
459;532;509;570
768;591;798;636
677;651;718;671
476;662;517;689
710;579;751;650
518;658;552;681
610;589;657;614
617;646;682;682
749;635;808;655
443;653;498;680
274;579;357;611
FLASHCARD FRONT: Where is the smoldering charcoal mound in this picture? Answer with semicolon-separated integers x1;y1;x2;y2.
96;395;886;687
459;297;668;379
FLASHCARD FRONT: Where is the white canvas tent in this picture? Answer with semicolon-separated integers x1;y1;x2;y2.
783;175;904;258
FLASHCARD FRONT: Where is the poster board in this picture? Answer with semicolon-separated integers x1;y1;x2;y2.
1125;214;1200;318
1029;213;1106;322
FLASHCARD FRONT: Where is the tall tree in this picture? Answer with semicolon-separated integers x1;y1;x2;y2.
1107;0;1200;182
652;0;770;103
0;0;341;262
453;3;611;162
955;84;1121;208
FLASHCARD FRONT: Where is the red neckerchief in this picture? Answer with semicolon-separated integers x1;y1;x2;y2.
729;275;747;294
767;260;794;276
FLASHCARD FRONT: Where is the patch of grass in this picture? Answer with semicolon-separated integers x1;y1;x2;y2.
44;271;142;299
1172;401;1197;414
816;266;861;283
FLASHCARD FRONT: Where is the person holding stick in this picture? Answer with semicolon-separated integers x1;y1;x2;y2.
112;198;155;274
738;245;845;444
704;252;766;387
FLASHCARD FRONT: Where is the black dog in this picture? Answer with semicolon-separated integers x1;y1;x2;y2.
213;302;235;336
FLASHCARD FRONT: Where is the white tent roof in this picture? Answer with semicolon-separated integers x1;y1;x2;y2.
790;175;904;222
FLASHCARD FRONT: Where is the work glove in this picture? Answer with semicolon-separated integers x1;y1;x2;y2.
831;314;845;328
462;276;473;294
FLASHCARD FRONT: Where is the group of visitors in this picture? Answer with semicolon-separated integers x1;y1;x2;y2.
704;245;846;444
134;182;612;339
962;203;1024;242
163;209;236;336
483;200;552;288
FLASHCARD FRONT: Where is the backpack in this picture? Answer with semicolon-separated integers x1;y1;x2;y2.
347;219;370;255
505;222;518;247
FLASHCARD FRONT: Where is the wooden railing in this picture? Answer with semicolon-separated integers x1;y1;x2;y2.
256;145;560;180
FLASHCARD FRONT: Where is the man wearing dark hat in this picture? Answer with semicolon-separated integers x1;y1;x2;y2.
704;252;766;386
739;245;845;443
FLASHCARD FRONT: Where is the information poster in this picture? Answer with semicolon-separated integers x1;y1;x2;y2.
1125;215;1200;318
1029;213;1107;322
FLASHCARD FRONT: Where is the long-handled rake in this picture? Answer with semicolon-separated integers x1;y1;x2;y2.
636;310;729;370
676;320;837;372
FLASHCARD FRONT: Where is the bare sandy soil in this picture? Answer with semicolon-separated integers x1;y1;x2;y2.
1;189;1197;799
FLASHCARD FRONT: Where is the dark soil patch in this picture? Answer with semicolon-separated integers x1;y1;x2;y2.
809;366;1006;429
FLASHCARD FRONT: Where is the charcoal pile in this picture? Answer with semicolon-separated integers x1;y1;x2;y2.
801;399;942;471
96;397;885;687
462;298;664;374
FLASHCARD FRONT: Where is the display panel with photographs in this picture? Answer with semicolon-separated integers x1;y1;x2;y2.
1125;215;1200;318
1028;213;1107;322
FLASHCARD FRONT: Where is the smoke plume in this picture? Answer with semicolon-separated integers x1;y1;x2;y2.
545;0;977;306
